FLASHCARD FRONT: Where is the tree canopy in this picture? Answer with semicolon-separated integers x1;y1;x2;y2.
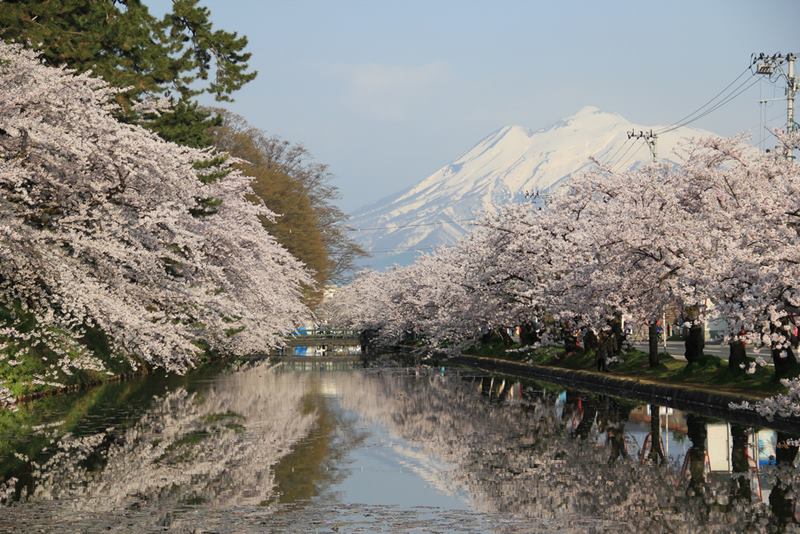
0;0;256;146
0;42;309;397
326;132;800;417
211;112;365;306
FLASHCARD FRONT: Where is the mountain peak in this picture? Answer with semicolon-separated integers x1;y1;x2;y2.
499;124;531;134
351;109;715;270
565;105;622;124
574;105;602;116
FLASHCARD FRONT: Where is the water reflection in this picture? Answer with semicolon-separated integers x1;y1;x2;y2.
0;363;797;532
334;372;800;531
287;345;361;357
0;362;317;530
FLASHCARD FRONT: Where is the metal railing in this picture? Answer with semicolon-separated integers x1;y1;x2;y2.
288;328;359;339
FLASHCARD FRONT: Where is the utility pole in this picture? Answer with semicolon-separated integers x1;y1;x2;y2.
752;52;797;159
627;129;658;162
789;54;797;139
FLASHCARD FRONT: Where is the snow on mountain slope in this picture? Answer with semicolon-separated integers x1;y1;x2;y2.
350;106;714;270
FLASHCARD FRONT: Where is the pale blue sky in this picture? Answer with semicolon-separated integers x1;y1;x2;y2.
149;0;798;211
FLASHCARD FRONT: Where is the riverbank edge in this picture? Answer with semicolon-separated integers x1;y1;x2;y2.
12;369;149;405
451;354;800;432
8;352;285;406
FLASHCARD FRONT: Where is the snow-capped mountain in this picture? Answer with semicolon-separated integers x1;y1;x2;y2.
351;106;714;270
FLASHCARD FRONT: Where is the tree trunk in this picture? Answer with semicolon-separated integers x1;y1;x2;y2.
519;321;539;346
359;329;370;358
728;339;748;373
583;328;599;351
562;325;578;353
648;403;665;465
603;398;629;465
769;320;800;381
772;345;800;381
479;329;493;344
573;399;596;440
497;380;511;402
480;377;492;397
770;432;799;529
648;321;660;368
729;424;751;503
684;322;705;364
686;414;708;497
596;334;610;372
610;314;623;355
497;327;514;347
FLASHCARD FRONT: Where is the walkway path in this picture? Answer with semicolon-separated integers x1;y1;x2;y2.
631;340;729;362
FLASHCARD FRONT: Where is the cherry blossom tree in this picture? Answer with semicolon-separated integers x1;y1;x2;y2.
674;134;800;377
329;130;800;415
0;42;311;384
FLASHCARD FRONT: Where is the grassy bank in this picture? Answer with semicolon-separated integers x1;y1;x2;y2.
463;341;784;398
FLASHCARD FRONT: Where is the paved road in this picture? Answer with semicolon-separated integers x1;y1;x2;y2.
631;340;729;362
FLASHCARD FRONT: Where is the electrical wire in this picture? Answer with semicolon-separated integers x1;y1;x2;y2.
656;66;752;135
360;65;771;255
609;138;642;171
614;139;645;171
601;137;633;168
658;75;761;135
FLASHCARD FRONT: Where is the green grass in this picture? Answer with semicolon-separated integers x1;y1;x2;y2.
465;341;784;398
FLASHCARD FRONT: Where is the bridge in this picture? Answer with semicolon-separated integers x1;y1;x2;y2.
284;328;361;347
279;329;362;360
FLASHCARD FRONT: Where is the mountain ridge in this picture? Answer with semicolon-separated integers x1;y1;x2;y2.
350;106;714;270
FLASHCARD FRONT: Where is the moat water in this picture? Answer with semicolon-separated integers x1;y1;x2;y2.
0;358;798;532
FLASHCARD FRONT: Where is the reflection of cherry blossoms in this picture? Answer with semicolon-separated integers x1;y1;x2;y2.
334;370;798;532
5;362;315;520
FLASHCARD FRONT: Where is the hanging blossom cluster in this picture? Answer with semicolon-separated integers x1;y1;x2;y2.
327;132;800;415
0;42;311;379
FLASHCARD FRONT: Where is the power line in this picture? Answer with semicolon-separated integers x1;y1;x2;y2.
627;129;658;162
607;138;637;168
615;139;646;171
597;64;766;170
656;66;752;135
751;52;797;159
610;138;642;171
359;60;784;258
658;75;760;134
600;137;633;167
